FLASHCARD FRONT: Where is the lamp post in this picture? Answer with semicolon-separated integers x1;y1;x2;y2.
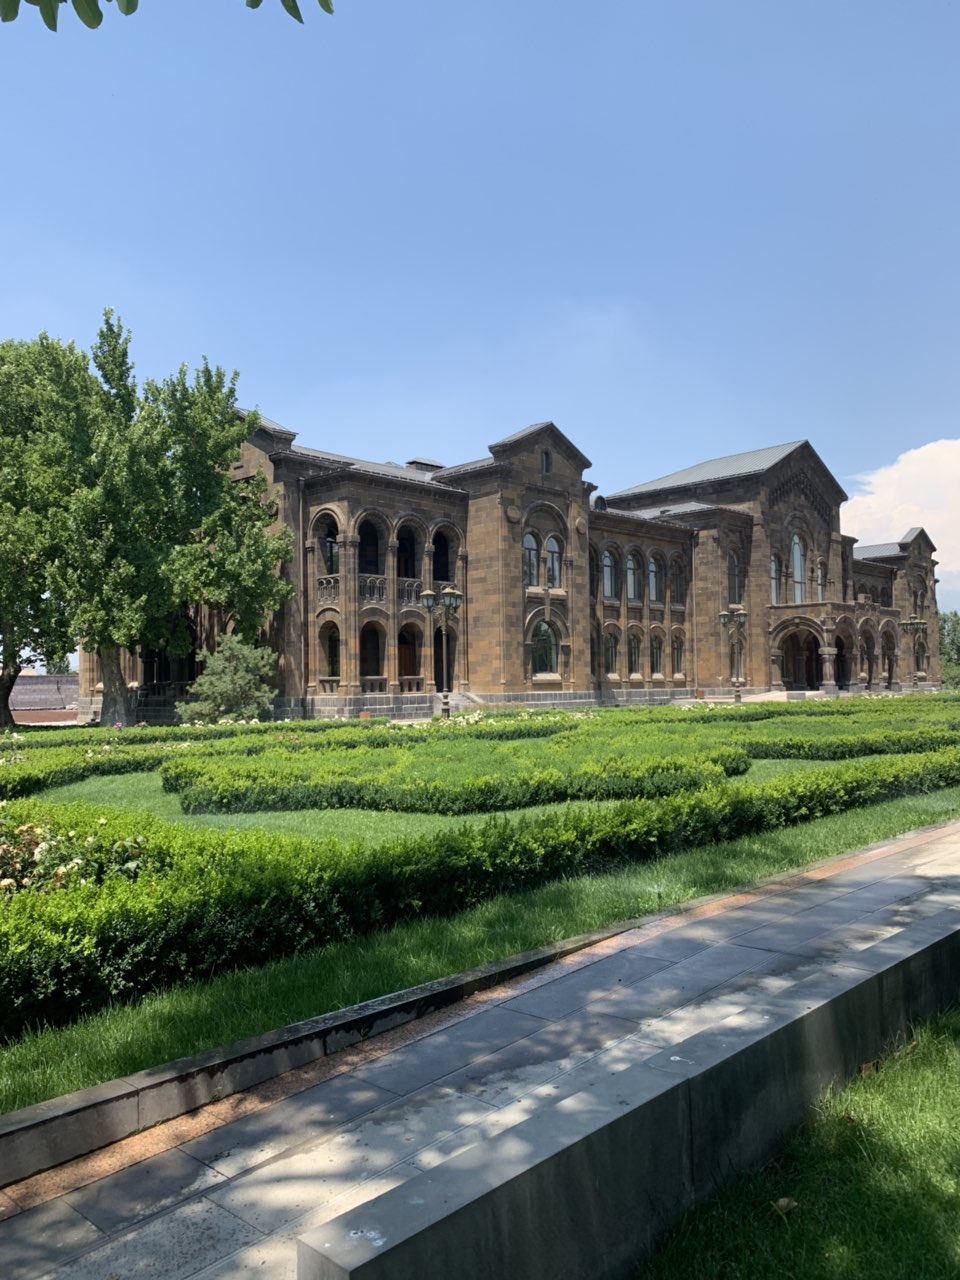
901;614;927;693
720;608;749;704
421;584;463;718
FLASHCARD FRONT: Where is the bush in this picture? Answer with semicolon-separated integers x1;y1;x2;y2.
4;745;960;1040
175;634;276;723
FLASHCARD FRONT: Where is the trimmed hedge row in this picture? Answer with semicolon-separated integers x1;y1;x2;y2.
160;748;750;815
0;712;573;753
4;745;960;1040
745;728;960;760
0;745;175;801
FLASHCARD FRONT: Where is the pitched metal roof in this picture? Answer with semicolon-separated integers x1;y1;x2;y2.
608;441;805;499
619;500;748;520
853;543;903;560
290;444;453;488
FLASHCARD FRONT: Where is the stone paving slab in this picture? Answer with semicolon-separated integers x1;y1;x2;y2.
1;821;958;1280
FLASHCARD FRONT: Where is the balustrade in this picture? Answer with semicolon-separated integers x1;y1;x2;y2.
317;575;340;604
361;677;388;694
397;578;423;605
358;575;387;603
399;676;424;693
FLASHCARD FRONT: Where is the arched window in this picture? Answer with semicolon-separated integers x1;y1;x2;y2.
532;621;559;674
672;635;684;676
670;559;686;605
541;449;552;475
791;535;806;604
727;551;743;605
433;531;451;582
649;556;665;604
326;626;340;678
731;640;744;682
880;585;892;608
589;548;600;601
522;532;540;587
817;561;828;603
916;641;927;674
628;633;642;675
604;633;619;675
358;520;381;574
602;550;619;599
650;634;664;675
397;526;417;579
319;518;339;575
626;555;642;603
770;554;783;605
545;536;563;588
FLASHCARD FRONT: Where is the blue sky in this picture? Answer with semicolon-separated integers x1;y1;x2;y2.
3;0;959;605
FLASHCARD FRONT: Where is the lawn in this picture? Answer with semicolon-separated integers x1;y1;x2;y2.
641;1006;960;1280
3;698;960;1113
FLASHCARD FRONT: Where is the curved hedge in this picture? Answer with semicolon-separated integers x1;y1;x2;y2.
160;748;749;815
4;745;960;1040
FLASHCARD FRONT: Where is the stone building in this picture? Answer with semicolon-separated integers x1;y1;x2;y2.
77;421;941;719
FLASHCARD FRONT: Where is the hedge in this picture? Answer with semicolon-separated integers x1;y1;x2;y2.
160;747;750;815
744;728;960;760
4;745;960;1040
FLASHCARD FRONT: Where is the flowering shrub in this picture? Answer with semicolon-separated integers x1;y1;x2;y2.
0;803;145;895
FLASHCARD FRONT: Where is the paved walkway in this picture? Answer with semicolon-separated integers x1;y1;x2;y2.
3;821;960;1280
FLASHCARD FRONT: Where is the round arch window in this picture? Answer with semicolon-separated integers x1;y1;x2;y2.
532;621;560;674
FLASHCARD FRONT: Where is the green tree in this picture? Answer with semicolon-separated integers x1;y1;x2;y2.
176;633;276;723
50;312;292;726
939;609;960;688
0;0;332;31
0;335;101;728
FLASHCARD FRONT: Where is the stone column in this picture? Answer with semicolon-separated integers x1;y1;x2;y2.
820;645;838;695
770;648;784;690
423;543;436;694
343;535;360;696
457;550;469;691
386;539;399;694
304;542;318;697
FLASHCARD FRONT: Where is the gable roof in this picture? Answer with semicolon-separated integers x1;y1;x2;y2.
854;528;937;561
489;421;592;470
608;441;806;500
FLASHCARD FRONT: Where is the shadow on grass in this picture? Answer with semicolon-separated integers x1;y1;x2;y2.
640;1012;960;1280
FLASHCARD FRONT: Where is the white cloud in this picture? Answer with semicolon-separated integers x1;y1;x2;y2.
842;440;960;612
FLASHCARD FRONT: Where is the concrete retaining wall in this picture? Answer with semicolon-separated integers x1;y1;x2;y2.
297;910;960;1280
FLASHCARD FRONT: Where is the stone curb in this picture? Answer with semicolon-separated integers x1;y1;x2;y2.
0;820;950;1189
0;922;637;1188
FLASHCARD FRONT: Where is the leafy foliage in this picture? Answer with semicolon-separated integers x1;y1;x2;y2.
0;334;102;726
0;0;332;30
48;312;292;724
176;635;276;724
939;609;960;688
4;744;960;1039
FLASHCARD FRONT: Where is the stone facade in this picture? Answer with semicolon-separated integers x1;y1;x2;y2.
77;424;942;720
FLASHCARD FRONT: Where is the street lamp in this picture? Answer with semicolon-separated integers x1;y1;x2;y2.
720;608;749;704
901;614;927;692
422;584;463;718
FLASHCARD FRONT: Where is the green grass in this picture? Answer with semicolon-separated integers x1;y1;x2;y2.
641;1007;960;1280
40;757;831;839
4;783;960;1116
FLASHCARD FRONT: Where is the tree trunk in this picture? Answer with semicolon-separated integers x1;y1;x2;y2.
0;660;20;730
98;643;134;726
